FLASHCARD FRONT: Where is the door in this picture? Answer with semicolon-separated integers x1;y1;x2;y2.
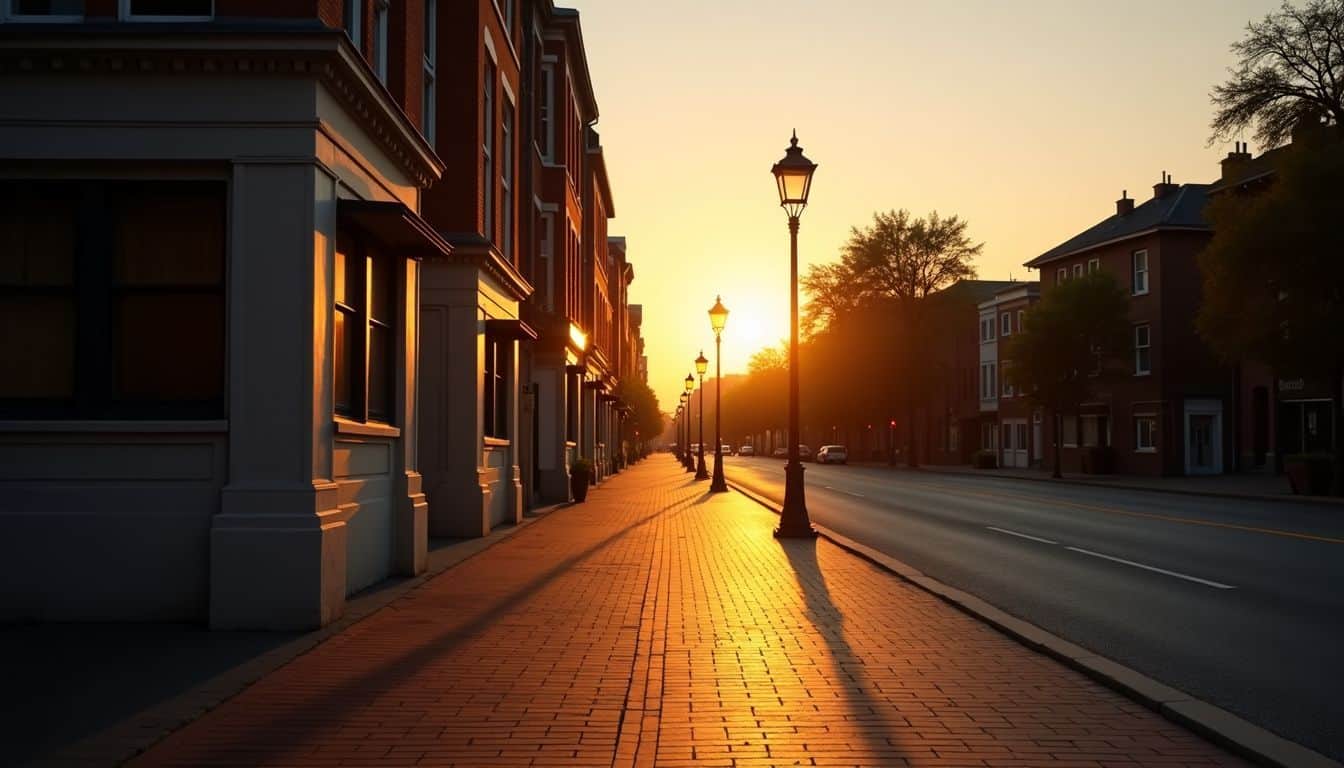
1001;419;1028;468
1031;411;1043;466
1184;400;1223;475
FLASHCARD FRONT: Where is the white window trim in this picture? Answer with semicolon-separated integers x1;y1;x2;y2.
1088;257;1100;273
1134;324;1152;376
118;0;213;20
1132;249;1150;296
1073;263;1084;278
1135;414;1157;453
422;0;436;148
1000;311;1011;336
539;61;557;162
3;0;84;21
538;210;556;311
1056;267;1067;284
373;0;389;83
1016;309;1024;332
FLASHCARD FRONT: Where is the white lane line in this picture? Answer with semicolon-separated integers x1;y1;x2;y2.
821;484;866;498
1066;546;1236;590
986;526;1058;545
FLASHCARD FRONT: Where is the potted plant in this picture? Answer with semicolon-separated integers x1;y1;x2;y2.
570;458;593;502
1284;453;1334;496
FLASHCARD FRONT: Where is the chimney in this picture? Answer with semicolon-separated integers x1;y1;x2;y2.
1152;171;1179;200
1220;141;1253;182
1116;189;1134;216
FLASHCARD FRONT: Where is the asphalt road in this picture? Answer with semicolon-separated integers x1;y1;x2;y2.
724;456;1344;761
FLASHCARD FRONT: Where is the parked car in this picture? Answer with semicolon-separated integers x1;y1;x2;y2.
738;445;755;456
721;444;733;456
772;447;788;458
816;445;849;465
798;444;812;461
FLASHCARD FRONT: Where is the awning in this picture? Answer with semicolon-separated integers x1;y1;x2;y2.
486;318;538;342
338;199;452;260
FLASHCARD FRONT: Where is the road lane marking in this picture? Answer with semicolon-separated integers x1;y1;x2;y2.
1065;546;1236;589
822;484;867;499
896;480;1344;545
986;526;1058;545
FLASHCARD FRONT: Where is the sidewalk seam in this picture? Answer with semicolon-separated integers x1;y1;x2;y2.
728;479;1343;768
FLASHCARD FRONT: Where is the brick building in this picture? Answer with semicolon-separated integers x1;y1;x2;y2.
0;0;446;628
976;282;1041;468
1025;176;1233;477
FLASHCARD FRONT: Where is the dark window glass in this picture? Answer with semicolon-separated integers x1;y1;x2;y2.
14;0;83;14
334;230;395;424
0;180;224;418
483;336;508;439
127;0;212;15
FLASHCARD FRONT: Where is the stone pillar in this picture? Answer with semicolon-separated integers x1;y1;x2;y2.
211;163;345;630
393;256;428;576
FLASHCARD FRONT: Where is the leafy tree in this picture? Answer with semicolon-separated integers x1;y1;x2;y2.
804;209;981;465
1005;272;1130;478
1197;137;1344;493
617;377;664;456
1210;0;1344;147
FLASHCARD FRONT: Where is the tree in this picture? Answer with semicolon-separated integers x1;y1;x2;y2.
1210;0;1344;148
1197;137;1344;493
809;209;980;466
617;377;663;457
1005;272;1131;478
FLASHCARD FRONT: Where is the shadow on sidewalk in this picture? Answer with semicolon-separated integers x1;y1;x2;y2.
134;468;700;766
781;540;903;759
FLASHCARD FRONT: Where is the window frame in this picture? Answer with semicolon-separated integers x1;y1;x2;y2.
2;0;84;22
482;56;496;241
1056;266;1067;285
500;96;515;260
1132;249;1149;295
372;0;389;83
1134;323;1152;376
1000;311;1011;336
1073;263;1084;279
343;0;362;47
422;0;436;148
1087;257;1100;274
483;332;509;440
1135;415;1157;452
0;178;227;420
539;61;556;161
118;0;212;21
333;227;397;426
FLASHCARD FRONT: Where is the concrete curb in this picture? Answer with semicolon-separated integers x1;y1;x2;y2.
36;497;577;768
728;479;1342;768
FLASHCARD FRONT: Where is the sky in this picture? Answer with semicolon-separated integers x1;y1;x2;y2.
564;0;1283;408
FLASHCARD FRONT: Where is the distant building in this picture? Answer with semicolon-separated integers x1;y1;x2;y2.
976;282;1041;468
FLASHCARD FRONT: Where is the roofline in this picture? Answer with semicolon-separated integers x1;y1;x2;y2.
1024;226;1209;269
551;8;598;121
978;284;1039;310
588;144;615;216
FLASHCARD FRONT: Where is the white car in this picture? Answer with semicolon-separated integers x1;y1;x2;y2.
816;445;848;465
738;445;755;456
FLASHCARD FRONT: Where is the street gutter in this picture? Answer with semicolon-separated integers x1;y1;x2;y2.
728;478;1342;768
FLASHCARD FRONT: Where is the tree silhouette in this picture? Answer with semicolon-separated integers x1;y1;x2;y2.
1005;272;1130;478
1210;0;1344;148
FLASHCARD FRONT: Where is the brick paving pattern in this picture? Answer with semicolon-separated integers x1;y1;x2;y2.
134;460;1244;767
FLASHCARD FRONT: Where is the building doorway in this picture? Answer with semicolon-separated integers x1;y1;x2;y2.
1031;410;1043;466
1001;418;1028;468
1184;400;1223;475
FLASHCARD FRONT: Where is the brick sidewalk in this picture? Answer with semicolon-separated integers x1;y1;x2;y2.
133;459;1244;767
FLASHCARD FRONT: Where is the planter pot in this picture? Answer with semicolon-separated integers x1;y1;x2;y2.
570;470;591;502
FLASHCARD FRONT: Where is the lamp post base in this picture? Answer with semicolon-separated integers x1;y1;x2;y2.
710;454;728;492
684;452;695;472
695;453;709;480
774;461;816;538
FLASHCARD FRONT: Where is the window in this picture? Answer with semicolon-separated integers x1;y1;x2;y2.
1056;267;1067;285
538;211;555;311
1016;309;1024;334
343;0;361;46
1088;257;1100;274
1081;415;1109;447
1000;311;1011;336
1061;415;1078;447
372;0;389;82
1132;249;1149;295
119;0;211;19
980;362;997;400
334;230;396;423
1073;263;1083;278
484;333;508;439
422;0;436;147
1002;426;1011;450
501;99;514;260
980;316;994;342
538;62;556;160
482;58;495;240
1000;362;1013;398
1134;324;1151;375
0;180;224;418
1135;416;1157;452
4;0;84;20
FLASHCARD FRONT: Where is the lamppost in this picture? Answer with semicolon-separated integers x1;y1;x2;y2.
771;130;818;538
709;296;730;492
682;373;693;470
675;402;683;461
681;385;695;473
694;352;710;480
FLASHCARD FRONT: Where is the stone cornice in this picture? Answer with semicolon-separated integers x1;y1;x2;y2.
434;233;535;301
0;26;445;187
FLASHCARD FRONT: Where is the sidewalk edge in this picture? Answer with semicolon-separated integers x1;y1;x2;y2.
39;499;574;768
728;480;1342;768
905;463;1344;507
